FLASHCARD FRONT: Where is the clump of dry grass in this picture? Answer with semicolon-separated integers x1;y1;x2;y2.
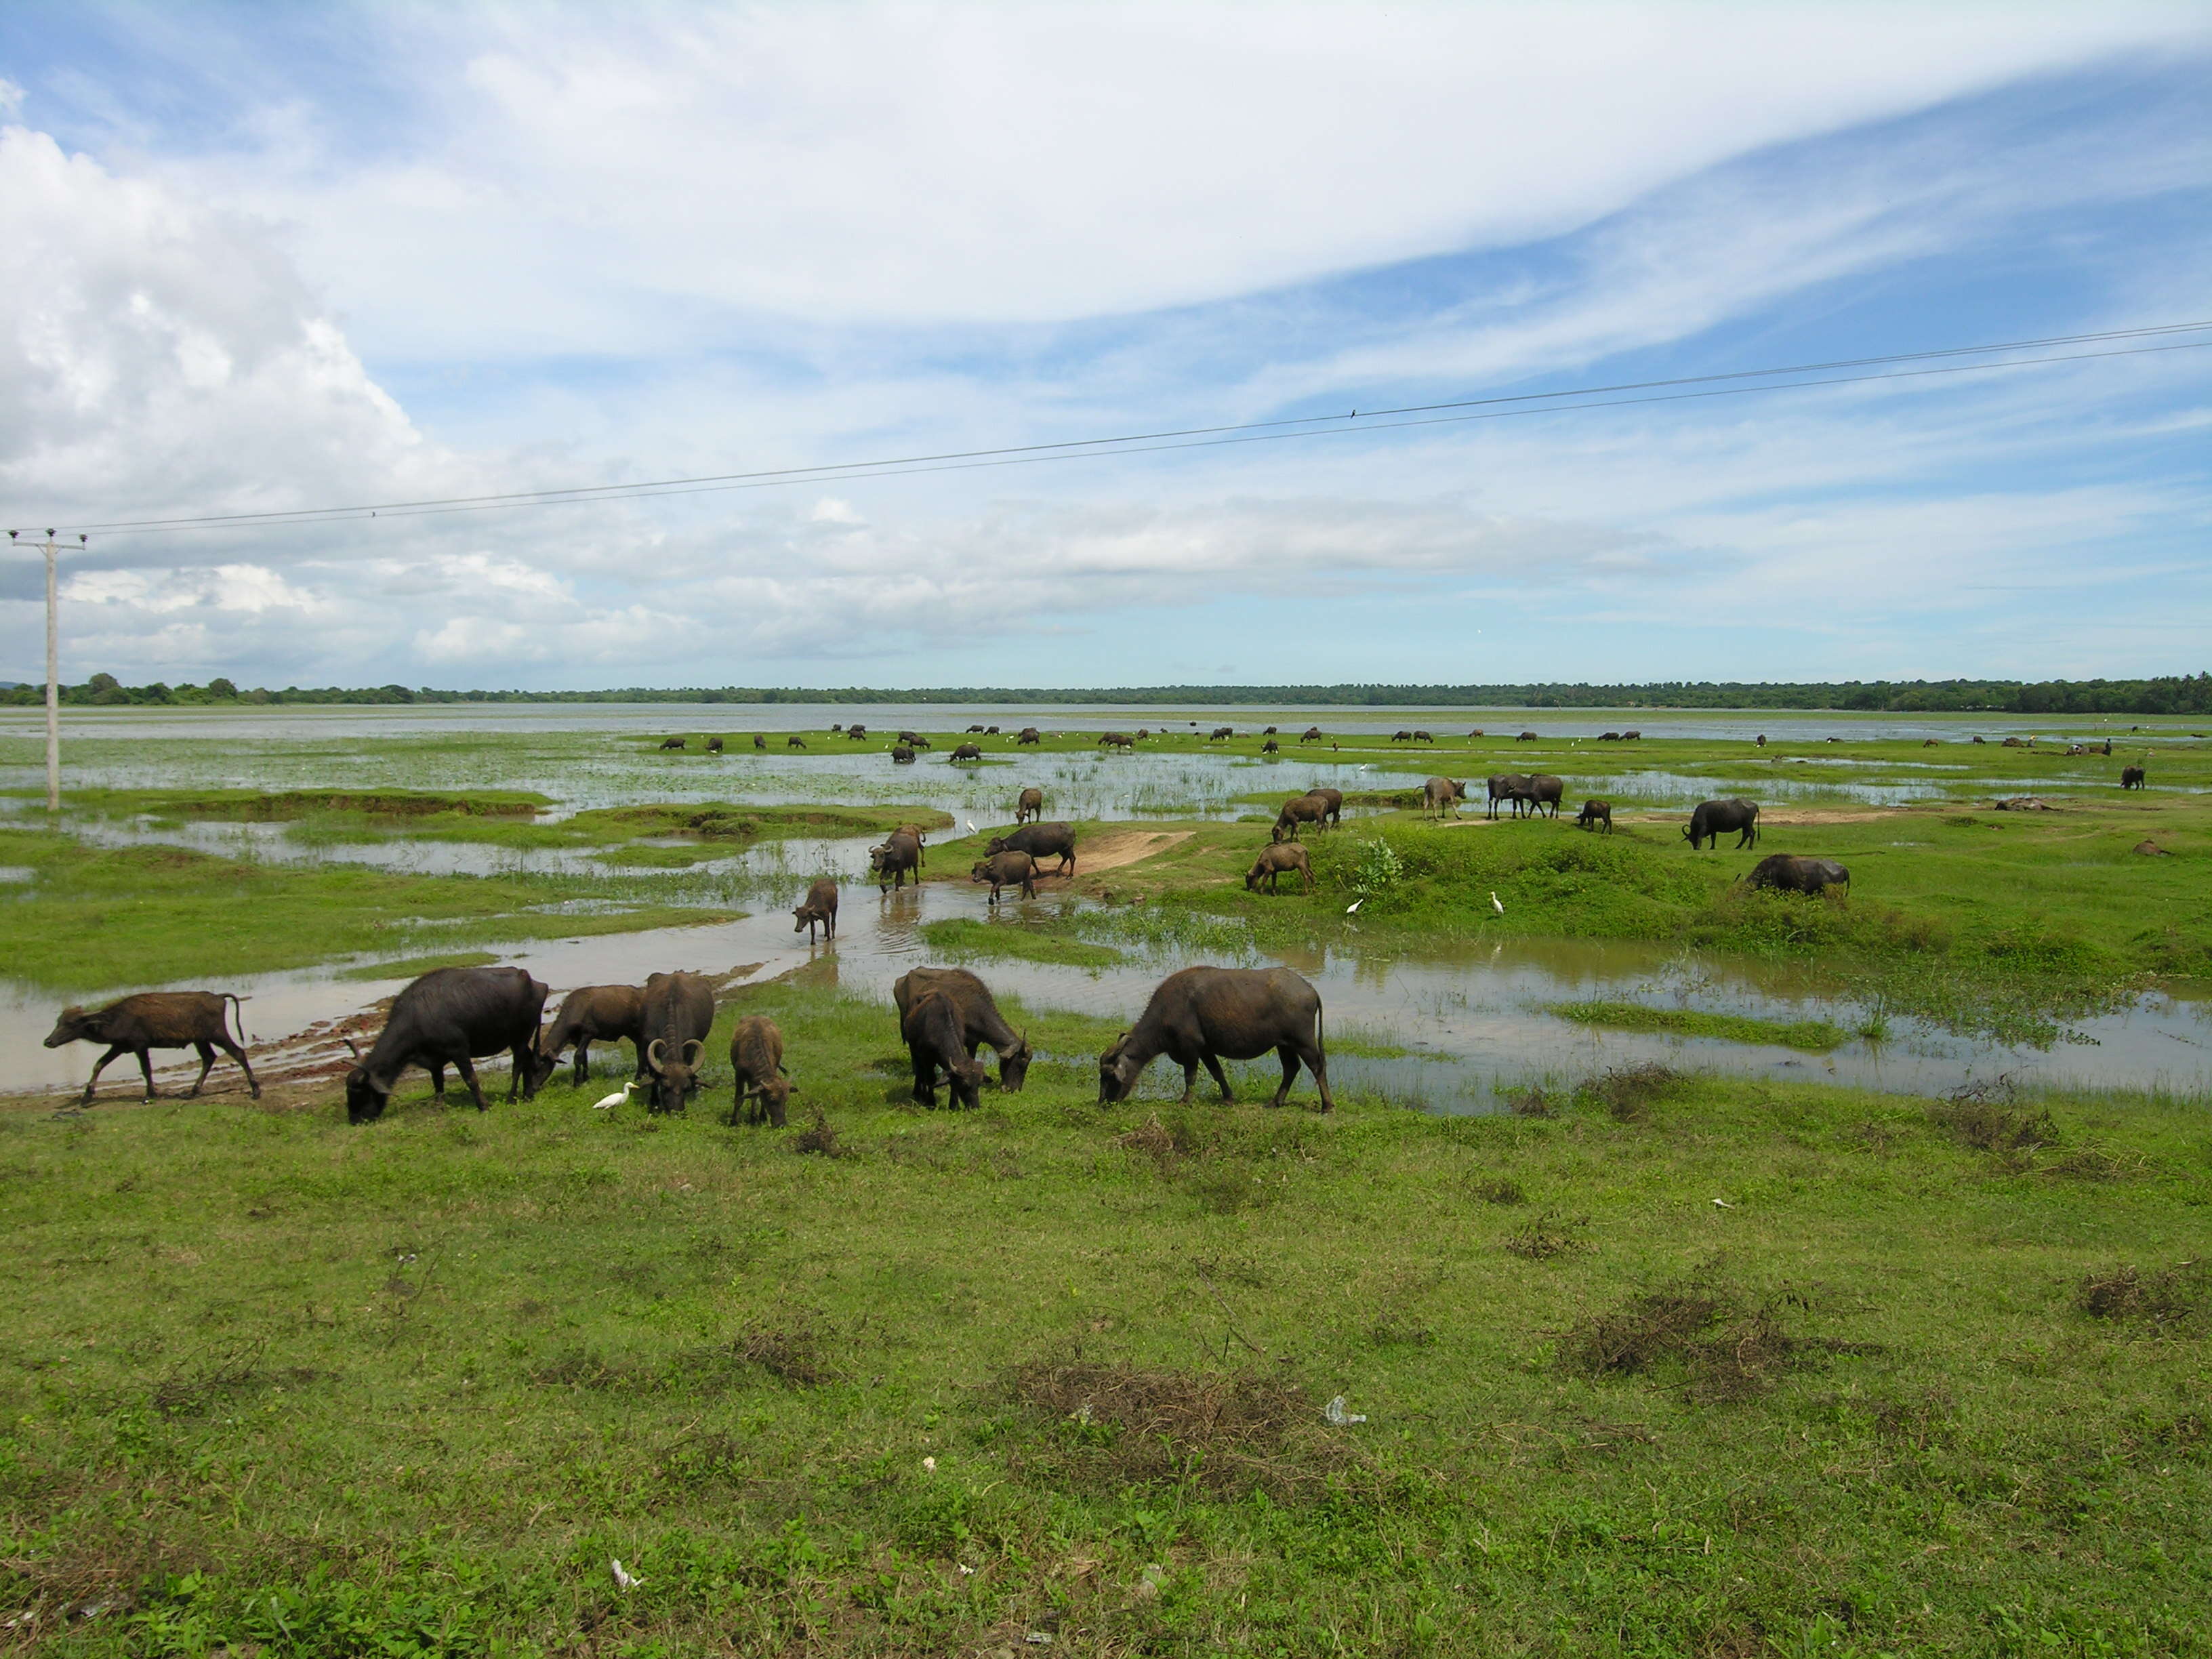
1008;1361;1358;1498
2075;1261;2206;1330
791;1107;850;1158
1471;1175;1526;1205
1503;1210;1589;1260
1929;1076;2059;1157
1555;1282;1877;1404
151;1336;268;1417
1503;1084;1558;1118
1578;1062;1685;1123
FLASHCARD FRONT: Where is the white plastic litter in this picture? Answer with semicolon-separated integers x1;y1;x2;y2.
611;1559;642;1592
1324;1395;1368;1426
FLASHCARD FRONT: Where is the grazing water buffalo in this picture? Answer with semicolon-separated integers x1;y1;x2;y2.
1302;786;1343;827
658;737;686;751
1486;773;1532;819
640;971;715;1114
1516;731;1539;742
1210;726;1235;741
1745;854;1849;896
2122;766;2147;790
902;990;986;1109
1412;729;1434;743
1466;729;1485;739
1971;735;1986;743
1246;842;1313;893
898;731;921;745
1263;726;1278;735
786;735;807;748
1576;799;1613;834
1756;734;1767;747
344;967;549;1124
533;983;646;1088
1520;775;1565;819
1271;794;1328;842
705;735;723;753
753;734;768;750
987;821;1076;874
1099;731;1135;751
871;830;923;891
792;876;839;943
987;725;1001;735
728;1015;792;1128
1015;787;1044;824
1261;738;1279;754
845;725;867;741
1391;730;1413;743
829;723;845;735
1097;966;1333;1111
1685;798;1761;850
1301;726;1324;743
891;745;916;764
971;851;1039;903
893;967;1032;1090
1425;776;1469;819
967;724;987;733
46;991;259;1104
1017;726;1042;745
951;743;984;762
1621;730;1641;741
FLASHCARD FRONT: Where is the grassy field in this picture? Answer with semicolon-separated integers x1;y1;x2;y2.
3;977;2209;1655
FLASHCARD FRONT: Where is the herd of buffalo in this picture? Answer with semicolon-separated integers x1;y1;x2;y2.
41;724;2159;1115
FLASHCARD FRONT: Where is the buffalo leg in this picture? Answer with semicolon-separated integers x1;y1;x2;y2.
571;1040;591;1088
453;1057;489;1112
134;1047;160;1101
1200;1052;1235;1103
909;1045;937;1108
215;1035;260;1098
80;1044;131;1103
1270;1044;1303;1108
428;1062;448;1101
188;1041;217;1097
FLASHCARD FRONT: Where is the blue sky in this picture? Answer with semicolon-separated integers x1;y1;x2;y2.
1;2;2207;690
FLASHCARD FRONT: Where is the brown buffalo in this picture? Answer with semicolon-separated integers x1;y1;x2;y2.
951;743;984;762
871;831;923;891
640;970;716;1114
1271;794;1328;842
1576;799;1612;833
1246;843;1313;893
1098;966;1332;1111
45;991;259;1105
1424;776;1469;819
727;1015;793;1127
971;851;1039;903
1015;787;1044;824
893;967;1031;1090
792;877;839;942
2122;766;2146;790
533;983;646;1088
1302;786;1343;827
1300;726;1324;743
1745;854;1849;895
1017;727;1042;745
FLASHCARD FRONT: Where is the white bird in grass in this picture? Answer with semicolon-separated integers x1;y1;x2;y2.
611;1559;642;1592
1490;892;1505;916
1346;897;1364;914
965;819;977;834
592;1080;636;1111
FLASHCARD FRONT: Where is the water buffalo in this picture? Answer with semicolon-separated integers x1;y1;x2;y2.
1098;966;1333;1111
899;730;922;745
986;821;1076;874
1520;774;1565;819
1756;734;1767;747
658;737;686;751
640;970;716;1114
728;1015;792;1128
845;724;867;740
792;877;838;943
1099;732;1134;751
1246;842;1313;893
1263;726;1278;735
895;824;931;864
1466;729;1484;739
951;743;984;762
1412;730;1434;743
891;745;916;764
1302;786;1343;827
1486;773;1533;819
1391;730;1413;743
1271;794;1328;842
1745;854;1849;896
1210;726;1235;741
1685;798;1761;850
45;991;259;1105
753;734;768;750
893;966;1032;1090
1598;731;1622;741
533;983;646;1088
829;723;845;735
971;851;1039;903
786;735;807;748
1971;735;1986;743
344;966;549;1124
1136;729;1150;740
1300;726;1324;743
871;830;923;891
986;725;1000;735
1425;776;1469;819
966;724;987;733
1576;799;1613;834
705;736;724;754
1515;731;1538;742
902;989;986;1109
2122;766;2147;790
1261;738;1279;754
1017;727;1042;745
1621;731;1641;741
1015;787;1044;824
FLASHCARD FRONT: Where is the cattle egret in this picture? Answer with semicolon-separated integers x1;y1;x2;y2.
1346;897;1364;914
592;1080;636;1111
1490;892;1505;916
1711;1197;1734;1208
965;820;976;834
611;1560;642;1592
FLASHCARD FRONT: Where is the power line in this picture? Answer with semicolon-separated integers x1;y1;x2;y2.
19;319;2212;539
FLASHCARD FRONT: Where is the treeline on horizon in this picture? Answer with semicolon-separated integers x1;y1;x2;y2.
6;672;2212;716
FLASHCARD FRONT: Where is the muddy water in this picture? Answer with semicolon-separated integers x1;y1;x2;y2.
7;835;2206;1107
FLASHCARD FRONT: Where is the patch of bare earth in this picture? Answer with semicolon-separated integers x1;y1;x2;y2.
1076;830;1193;872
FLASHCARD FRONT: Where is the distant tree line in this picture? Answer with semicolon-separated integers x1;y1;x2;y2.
5;673;2209;715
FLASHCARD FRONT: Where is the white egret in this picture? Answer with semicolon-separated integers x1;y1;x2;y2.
1490;892;1505;916
1346;897;1364;914
964;819;977;834
592;1080;636;1111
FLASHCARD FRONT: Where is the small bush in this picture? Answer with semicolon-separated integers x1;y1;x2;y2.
1503;1085;1558;1118
1471;1176;1527;1205
791;1108;848;1158
1504;1210;1589;1260
2075;1262;2207;1330
1556;1282;1877;1403
1928;1076;2059;1155
1578;1062;1685;1123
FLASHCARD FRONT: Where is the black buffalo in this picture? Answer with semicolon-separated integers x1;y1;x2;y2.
951;743;984;762
45;991;259;1105
1576;799;1613;834
1300;726;1324;744
891;744;916;764
639;970;716;1114
1486;773;1533;819
893;966;1031;1090
1302;786;1343;827
901;989;986;1110
1097;966;1333;1111
1017;727;1042;745
1519;774;1565;819
986;822;1076;874
1271;794;1327;842
1745;854;1849;895
871;830;923;891
533;983;646;1088
792;877;839;943
1685;799;1761;850
658;737;686;751
345;966;549;1124
1246;843;1313;893
971;851;1039;903
2122;766;2147;790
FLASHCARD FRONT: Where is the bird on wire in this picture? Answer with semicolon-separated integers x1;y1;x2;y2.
592;1080;637;1111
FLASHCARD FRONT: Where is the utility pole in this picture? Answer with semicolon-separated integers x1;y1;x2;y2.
12;528;71;811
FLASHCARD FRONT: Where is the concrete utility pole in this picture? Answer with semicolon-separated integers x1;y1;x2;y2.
13;527;68;811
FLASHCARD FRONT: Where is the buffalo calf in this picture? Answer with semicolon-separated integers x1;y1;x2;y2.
45;991;259;1105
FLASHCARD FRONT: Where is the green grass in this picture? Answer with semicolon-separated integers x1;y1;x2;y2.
0;830;740;992
916;917;1125;969
3;976;2209;1654
1549;1000;1849;1052
333;951;503;983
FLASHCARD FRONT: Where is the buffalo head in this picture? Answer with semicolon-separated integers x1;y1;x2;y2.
43;1007;94;1048
1097;1032;1139;1104
999;1031;1033;1092
341;1037;390;1124
646;1036;705;1113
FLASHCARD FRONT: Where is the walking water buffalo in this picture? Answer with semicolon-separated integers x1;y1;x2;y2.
2122;766;2147;790
1425;776;1469;819
1271;794;1328;842
893;967;1032;1090
951;743;984;762
1017;727;1042;745
705;736;724;754
1685;798;1761;850
1210;726;1235;741
1245;842;1313;894
1412;730;1434;743
986;822;1076;874
792;877;839;943
45;991;259;1104
901;989;986;1110
640;970;715;1114
1300;726;1324;743
971;851;1040;903
1520;774;1565;819
658;737;686;751
1516;731;1538;742
1099;732;1135;751
753;734;768;750
1302;786;1343;827
1015;787;1044;824
1745;854;1849;896
1391;730;1413;743
891;745;916;764
344;966;549;1124
728;1015;793;1128
871;830;924;891
844;725;867;741
895;825;931;863
1576;799;1613;834
1097;966;1333;1111
1486;773;1533;819
533;983;646;1088
1466;729;1485;739
786;735;807;748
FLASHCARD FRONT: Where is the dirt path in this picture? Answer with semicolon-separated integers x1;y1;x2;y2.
1078;829;1195;871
